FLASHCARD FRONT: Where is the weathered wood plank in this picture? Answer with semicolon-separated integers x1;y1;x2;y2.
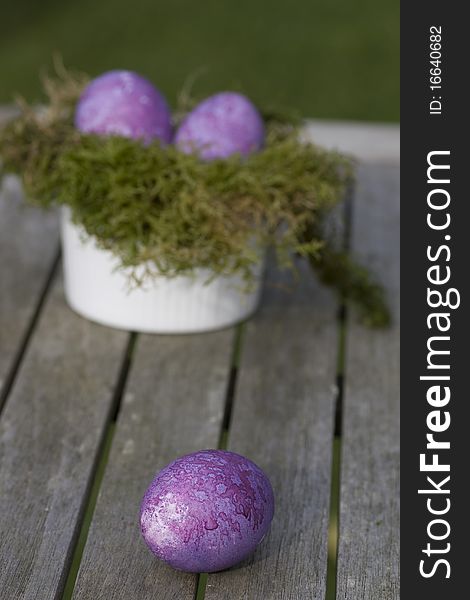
0;276;129;600
0;177;58;404
205;259;338;599
72;329;235;600
336;165;399;599
303;120;400;165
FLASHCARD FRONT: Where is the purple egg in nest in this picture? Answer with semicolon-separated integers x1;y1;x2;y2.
174;92;265;160
140;449;274;572
75;70;172;144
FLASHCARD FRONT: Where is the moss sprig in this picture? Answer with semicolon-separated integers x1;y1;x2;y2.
0;68;390;326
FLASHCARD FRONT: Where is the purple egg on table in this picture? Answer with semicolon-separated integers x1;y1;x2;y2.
75;70;172;144
174;92;265;160
140;449;274;572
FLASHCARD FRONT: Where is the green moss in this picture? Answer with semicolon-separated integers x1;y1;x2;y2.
0;68;390;326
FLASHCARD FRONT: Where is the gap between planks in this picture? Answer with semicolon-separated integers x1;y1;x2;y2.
325;187;353;600
195;323;245;600
325;311;349;600
61;332;138;600
335;165;399;599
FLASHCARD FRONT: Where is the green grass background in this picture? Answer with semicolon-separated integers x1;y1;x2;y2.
0;0;398;121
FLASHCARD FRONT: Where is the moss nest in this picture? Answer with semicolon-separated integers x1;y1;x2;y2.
0;67;389;326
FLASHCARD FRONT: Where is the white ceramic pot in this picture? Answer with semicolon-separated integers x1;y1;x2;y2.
60;208;264;334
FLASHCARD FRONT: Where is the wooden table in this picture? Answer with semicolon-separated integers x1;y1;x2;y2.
0;120;399;600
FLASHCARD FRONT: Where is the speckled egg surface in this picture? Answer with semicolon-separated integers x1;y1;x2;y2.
75;70;172;143
140;449;274;572
174;92;265;160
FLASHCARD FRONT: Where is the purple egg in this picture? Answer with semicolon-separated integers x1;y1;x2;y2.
174;92;265;160
140;449;274;572
75;70;172;144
